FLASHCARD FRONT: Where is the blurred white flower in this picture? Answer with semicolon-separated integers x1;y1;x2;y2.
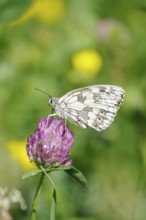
9;188;27;211
0;187;27;220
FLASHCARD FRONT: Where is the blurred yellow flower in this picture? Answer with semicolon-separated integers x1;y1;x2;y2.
34;0;65;23
72;49;103;79
9;0;65;26
7;140;36;171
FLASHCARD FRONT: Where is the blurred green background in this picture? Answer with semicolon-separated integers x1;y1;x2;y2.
0;0;146;219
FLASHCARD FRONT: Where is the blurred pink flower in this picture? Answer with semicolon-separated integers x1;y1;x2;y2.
97;19;130;43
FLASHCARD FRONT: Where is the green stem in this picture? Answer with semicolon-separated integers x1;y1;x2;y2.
40;166;56;189
40;166;57;220
30;172;45;220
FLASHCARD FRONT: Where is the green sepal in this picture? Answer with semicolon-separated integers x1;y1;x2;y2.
65;166;88;190
22;166;71;180
22;169;42;179
45;165;71;173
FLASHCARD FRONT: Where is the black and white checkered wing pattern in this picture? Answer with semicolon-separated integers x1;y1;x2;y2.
58;85;125;131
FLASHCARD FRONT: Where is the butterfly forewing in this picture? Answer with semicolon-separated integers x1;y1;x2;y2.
51;85;125;131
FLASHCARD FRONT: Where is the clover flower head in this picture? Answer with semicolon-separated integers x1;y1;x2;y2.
26;116;74;168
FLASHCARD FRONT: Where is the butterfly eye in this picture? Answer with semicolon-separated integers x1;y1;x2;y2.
49;98;53;105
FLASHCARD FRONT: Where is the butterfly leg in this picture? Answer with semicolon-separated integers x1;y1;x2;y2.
64;118;68;137
64;118;67;127
48;113;57;117
48;108;57;117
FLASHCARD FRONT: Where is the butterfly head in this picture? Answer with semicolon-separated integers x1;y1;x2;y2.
48;97;58;107
48;97;53;106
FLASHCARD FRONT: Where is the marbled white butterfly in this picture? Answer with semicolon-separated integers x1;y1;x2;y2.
48;85;125;131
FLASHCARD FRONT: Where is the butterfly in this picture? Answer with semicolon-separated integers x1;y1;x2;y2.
48;85;125;131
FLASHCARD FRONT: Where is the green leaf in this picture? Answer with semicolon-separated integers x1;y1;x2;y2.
65;166;88;190
0;0;32;24
22;169;42;179
50;189;56;220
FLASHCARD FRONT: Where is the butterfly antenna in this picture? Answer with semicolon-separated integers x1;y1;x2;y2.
34;88;51;98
